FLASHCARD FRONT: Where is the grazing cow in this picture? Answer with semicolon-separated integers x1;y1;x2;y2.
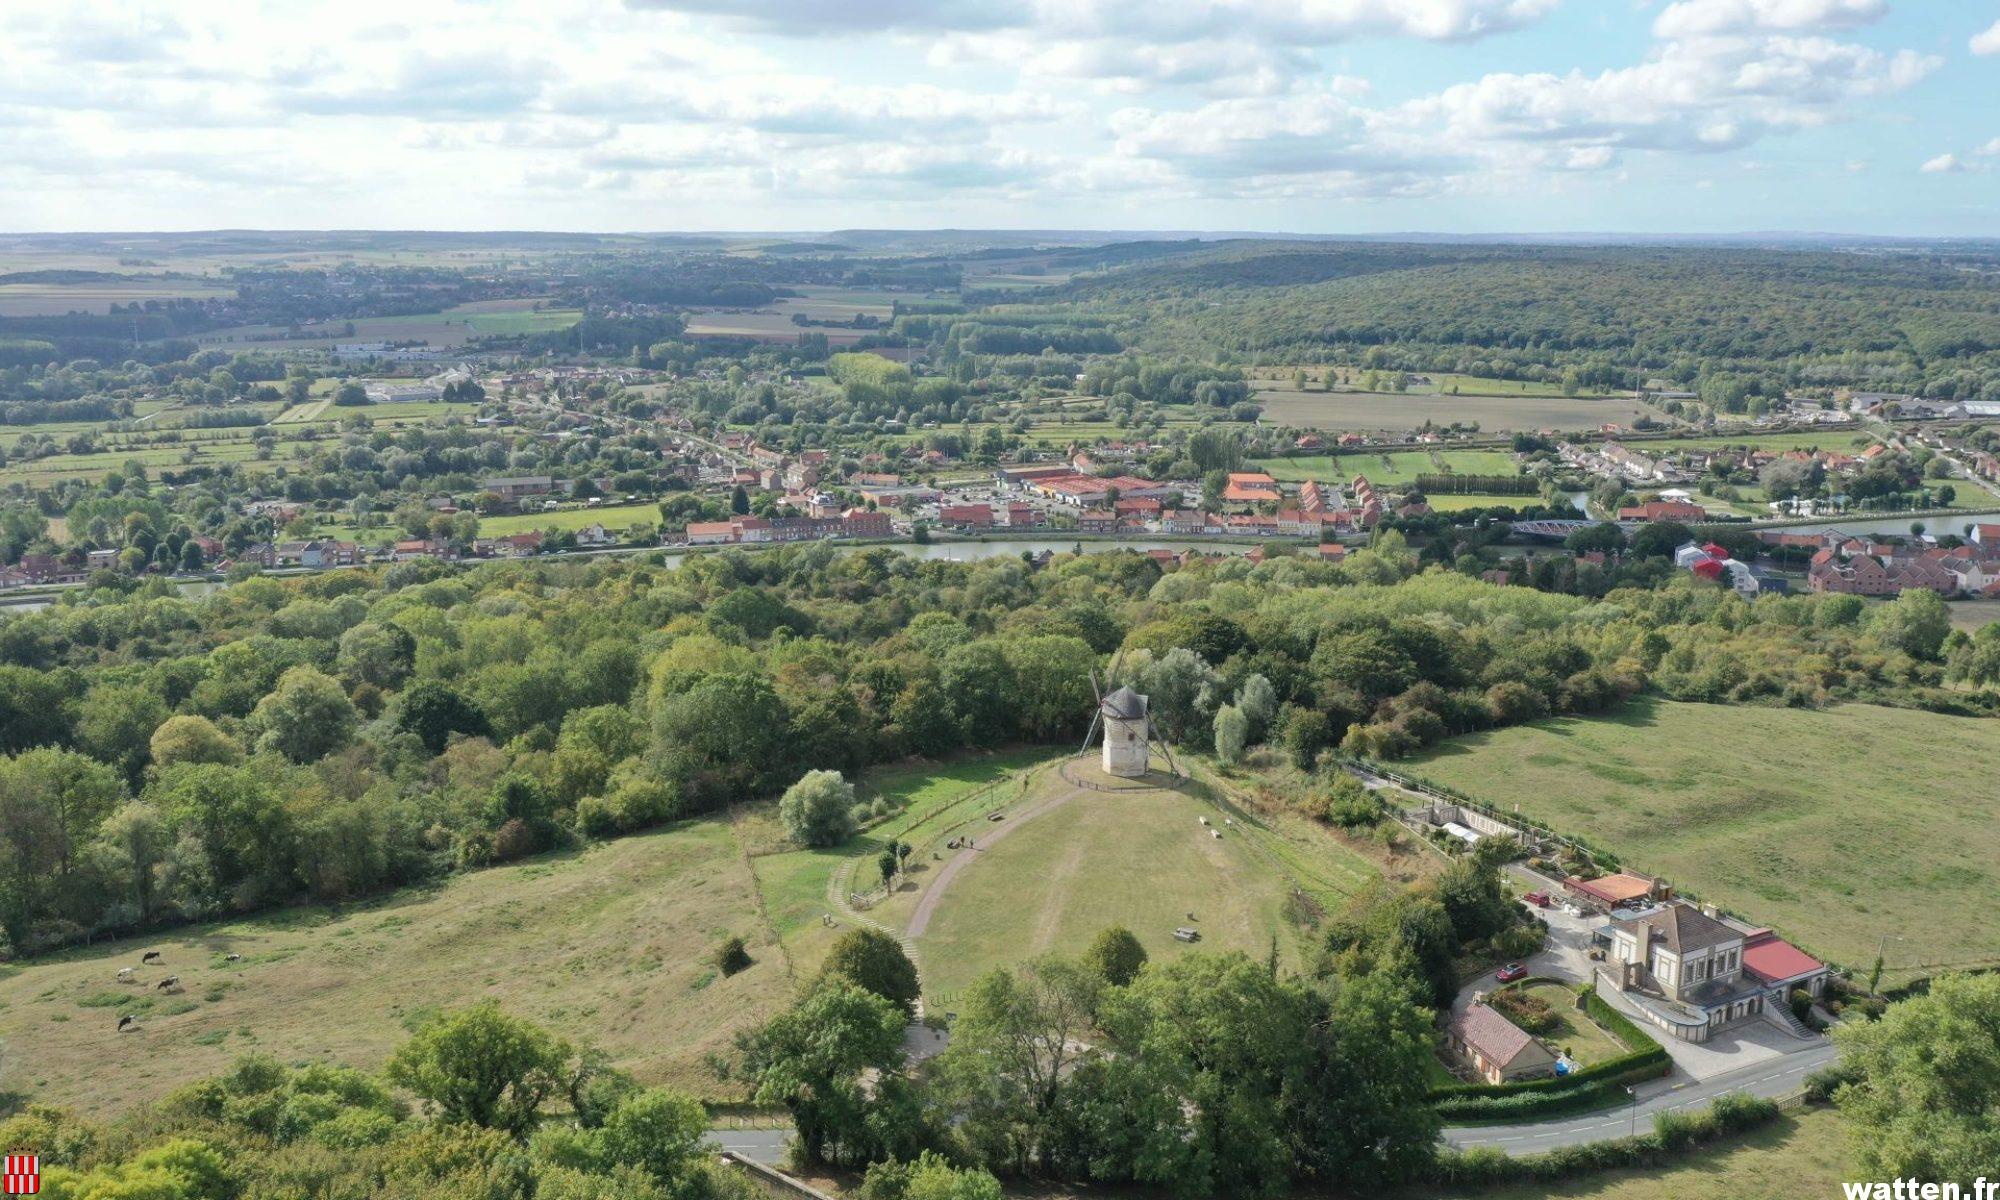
117;1015;136;1032
156;975;180;991
224;954;242;962
116;967;136;983
142;950;162;964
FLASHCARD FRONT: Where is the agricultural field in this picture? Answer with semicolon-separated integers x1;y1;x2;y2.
1408;698;2000;972
0;278;237;317
1251;449;1526;483
0;819;788;1117
1251;371;1588;398
1254;387;1657;434
682;286;932;344
197;301;580;350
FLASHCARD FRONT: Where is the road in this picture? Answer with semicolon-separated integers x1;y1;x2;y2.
709;1128;790;1166
1443;1042;1835;1153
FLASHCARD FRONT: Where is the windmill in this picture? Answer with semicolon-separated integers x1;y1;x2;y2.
1080;650;1177;779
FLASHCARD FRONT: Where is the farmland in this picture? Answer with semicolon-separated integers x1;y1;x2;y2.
1250;448;1527;483
1253;387;1658;433
682;286;930;344
0;278;235;316
0;818;789;1117
197;300;581;350
1408;698;2000;972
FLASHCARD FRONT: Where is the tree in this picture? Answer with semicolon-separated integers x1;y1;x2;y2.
1135;648;1220;743
1098;952;1313;1199
1083;926;1148;987
743;977;908;1166
337;622;416;689
396;681;494;755
0;664;75;755
1236;675;1278;738
730;485;750;515
95;801;172;925
332;381;371;407
1835;973;2000;1184
1293;972;1441;1189
1872;587;1951;660
149;714;242;768
779;770;856;848
817;926;921;1015
77;684;168;778
1629;520;1692;560
931;958;1103;1176
1213;704;1249;763
387;1002;573;1136
596;1088;709;1186
251;666;356;762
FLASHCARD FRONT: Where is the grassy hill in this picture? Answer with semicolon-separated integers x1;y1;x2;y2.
1408;699;2000;973
0;819;789;1117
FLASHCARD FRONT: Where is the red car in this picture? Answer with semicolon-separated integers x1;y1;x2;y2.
1496;962;1529;983
1523;891;1552;908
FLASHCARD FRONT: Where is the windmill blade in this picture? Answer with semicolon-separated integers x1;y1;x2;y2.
1079;710;1102;756
1089;667;1103;703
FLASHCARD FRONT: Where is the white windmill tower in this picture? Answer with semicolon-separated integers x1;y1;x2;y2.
1081;651;1177;779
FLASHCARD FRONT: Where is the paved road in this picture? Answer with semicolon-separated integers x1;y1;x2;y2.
1444;1041;1836;1153
709;1128;790;1166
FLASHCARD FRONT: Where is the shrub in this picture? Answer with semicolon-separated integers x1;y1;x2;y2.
779;770;856;847
1488;988;1558;1036
491;818;541;863
716;937;752;977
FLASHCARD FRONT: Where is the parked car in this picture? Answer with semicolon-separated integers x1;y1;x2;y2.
1524;891;1552;908
1495;962;1529;983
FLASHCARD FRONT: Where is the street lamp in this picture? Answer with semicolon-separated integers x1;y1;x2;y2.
1626;1085;1638;1138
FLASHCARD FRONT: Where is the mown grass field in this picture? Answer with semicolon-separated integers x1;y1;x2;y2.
1252;371;1587;398
198;304;580;350
0;820;790;1117
1253;388;1656;433
883;769;1345;1000
1409;698;2000;971
737;749;1064;982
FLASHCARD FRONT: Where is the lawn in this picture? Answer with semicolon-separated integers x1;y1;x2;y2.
1253;389;1657;434
1510;980;1626;1066
1408;698;2000;971
478;501;664;537
891;772;1318;1001
0;819;788;1117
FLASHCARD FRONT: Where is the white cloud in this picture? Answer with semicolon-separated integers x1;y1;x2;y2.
1981;137;2000;156
1973;18;2000;55
1920;152;1962;173
1653;0;1885;39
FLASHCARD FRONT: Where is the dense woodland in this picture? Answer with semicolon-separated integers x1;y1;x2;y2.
0;541;1976;960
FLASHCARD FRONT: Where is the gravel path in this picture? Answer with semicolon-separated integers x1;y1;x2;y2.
905;786;1084;939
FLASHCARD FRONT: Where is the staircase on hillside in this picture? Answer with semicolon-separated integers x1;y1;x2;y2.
1767;1000;1819;1040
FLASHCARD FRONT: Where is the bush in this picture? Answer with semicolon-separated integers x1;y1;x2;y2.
1321;774;1382;828
1488;987;1558;1036
779;770;856;847
1428;1094;1782;1184
716;937;752;977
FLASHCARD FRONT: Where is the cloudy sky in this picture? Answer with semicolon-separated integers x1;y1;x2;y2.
1;0;1995;235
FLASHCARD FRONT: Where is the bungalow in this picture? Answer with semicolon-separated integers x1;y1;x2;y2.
575;523;615;548
1317;543;1347;562
1449;1003;1558;1085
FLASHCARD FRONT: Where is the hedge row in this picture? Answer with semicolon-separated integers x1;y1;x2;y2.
1430;1093;1785;1187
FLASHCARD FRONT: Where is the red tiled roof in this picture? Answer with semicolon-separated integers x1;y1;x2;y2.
1452;1003;1536;1066
1742;935;1823;985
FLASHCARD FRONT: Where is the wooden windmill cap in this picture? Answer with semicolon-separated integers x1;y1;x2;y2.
1100;686;1147;719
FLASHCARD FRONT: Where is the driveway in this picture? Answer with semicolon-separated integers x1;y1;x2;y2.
1450;865;1825;1084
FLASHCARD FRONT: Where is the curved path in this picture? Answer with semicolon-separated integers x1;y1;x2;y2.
905;784;1083;938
